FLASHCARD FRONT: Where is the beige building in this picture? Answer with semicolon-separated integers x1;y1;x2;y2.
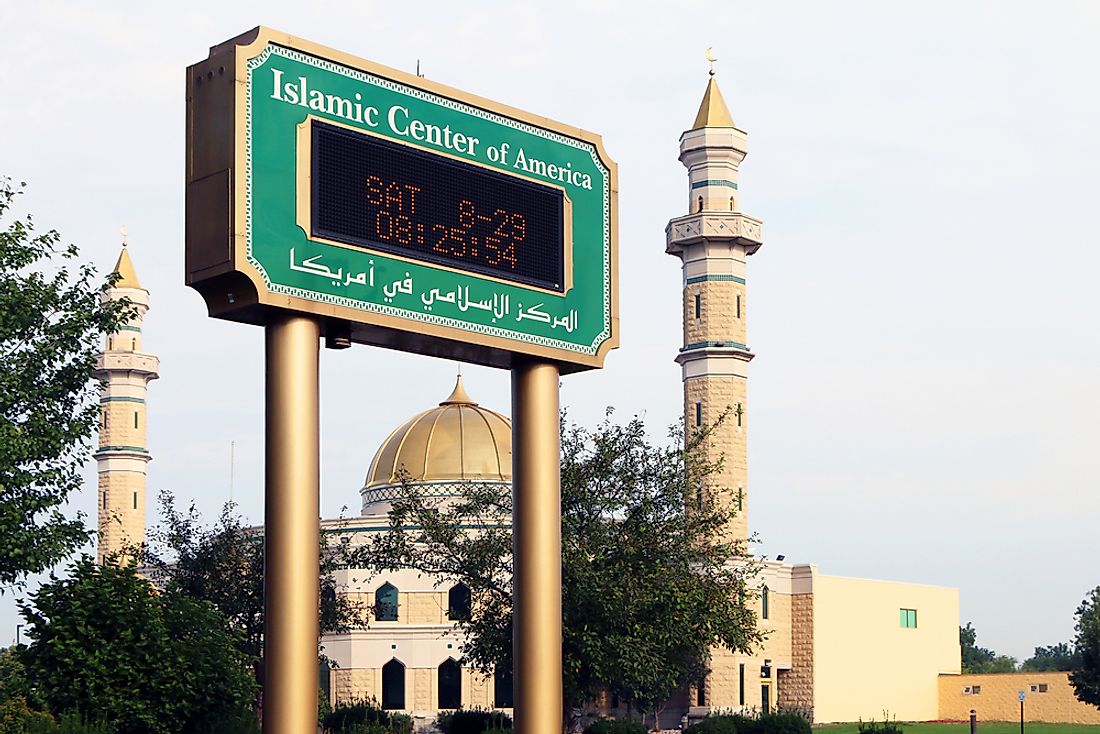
97;73;966;723
939;672;1100;725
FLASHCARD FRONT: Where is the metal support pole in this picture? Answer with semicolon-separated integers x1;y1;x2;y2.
969;709;977;734
511;361;562;734
264;315;321;734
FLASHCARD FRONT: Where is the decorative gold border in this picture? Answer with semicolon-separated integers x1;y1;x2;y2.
228;27;619;369
294;115;574;297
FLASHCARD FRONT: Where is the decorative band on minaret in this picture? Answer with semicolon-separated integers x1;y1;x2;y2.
666;70;763;545
95;238;159;564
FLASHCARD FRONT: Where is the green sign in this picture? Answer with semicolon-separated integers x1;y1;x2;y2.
186;28;618;371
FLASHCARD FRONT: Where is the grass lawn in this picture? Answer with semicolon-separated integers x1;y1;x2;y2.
816;724;1100;734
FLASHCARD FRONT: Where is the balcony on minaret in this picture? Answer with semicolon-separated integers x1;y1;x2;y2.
665;212;763;257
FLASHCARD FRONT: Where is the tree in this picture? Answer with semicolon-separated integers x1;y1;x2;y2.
0;177;130;587
137;492;366;699
18;557;257;734
1021;642;1080;672
1070;586;1100;708
960;622;1017;673
362;412;763;726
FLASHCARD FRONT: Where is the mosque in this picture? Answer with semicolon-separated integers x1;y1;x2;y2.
94;73;961;725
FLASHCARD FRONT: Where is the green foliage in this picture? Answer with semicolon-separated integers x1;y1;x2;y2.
960;623;1018;673
322;699;410;734
856;720;904;734
583;719;648;734
1022;642;1081;672
52;713;113;734
0;177;130;587
684;711;810;734
757;712;812;734
684;715;740;734
436;709;512;734
138;491;367;697
1070;586;1100;708
191;709;259;734
364;411;762;719
18;558;257;734
0;695;55;734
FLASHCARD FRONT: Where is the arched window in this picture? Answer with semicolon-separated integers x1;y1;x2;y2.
761;585;769;620
438;658;462;709
448;583;471;621
375;582;398;621
697;195;704;212
493;662;514;708
382;658;405;710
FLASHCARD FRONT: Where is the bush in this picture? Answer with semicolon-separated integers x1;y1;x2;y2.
684;715;745;734
857;717;903;734
757;712;810;734
436;710;512;734
582;719;647;734
323;700;410;734
0;696;55;734
193;709;259;734
53;714;114;734
684;712;810;734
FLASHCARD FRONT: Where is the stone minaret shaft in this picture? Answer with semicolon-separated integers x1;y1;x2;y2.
95;244;159;564
666;75;764;543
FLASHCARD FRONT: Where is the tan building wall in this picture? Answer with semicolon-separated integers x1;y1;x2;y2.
811;574;960;723
330;665;497;712
939;672;1100;724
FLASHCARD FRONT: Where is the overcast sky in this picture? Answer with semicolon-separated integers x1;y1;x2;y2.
2;1;1098;662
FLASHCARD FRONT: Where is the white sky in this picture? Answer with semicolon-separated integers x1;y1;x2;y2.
2;1;1098;663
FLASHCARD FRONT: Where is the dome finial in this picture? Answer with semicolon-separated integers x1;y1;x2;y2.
440;374;477;406
706;47;717;77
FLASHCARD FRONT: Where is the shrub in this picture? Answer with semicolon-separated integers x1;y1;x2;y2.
582;719;647;734
857;717;904;734
323;700;390;734
193;709;259;734
0;696;55;734
437;710;513;734
757;712;810;734
684;715;746;734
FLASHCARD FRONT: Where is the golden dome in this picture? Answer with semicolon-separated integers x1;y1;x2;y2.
363;376;512;493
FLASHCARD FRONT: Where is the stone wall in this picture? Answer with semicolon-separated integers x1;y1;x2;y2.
784;593;814;715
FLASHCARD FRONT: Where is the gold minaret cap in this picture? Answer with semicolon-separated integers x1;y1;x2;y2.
692;75;735;130
440;374;477;406
111;242;143;290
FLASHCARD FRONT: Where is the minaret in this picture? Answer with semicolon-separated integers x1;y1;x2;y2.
95;238;159;564
666;69;763;544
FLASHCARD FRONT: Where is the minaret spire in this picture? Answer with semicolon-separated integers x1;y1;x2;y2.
95;233;160;564
665;68;764;544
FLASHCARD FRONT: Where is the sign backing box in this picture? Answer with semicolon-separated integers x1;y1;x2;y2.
186;27;618;372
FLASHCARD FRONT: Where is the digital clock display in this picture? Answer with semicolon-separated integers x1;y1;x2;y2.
311;121;565;291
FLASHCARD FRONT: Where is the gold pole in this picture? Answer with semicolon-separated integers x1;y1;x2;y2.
264;315;321;734
511;361;562;734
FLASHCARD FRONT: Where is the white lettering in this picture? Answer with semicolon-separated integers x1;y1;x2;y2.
388;105;409;135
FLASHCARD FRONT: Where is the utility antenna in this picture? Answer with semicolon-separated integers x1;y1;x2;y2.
416;59;424;78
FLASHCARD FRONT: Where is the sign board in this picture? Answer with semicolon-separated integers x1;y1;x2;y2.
186;27;618;372
1018;690;1026;702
